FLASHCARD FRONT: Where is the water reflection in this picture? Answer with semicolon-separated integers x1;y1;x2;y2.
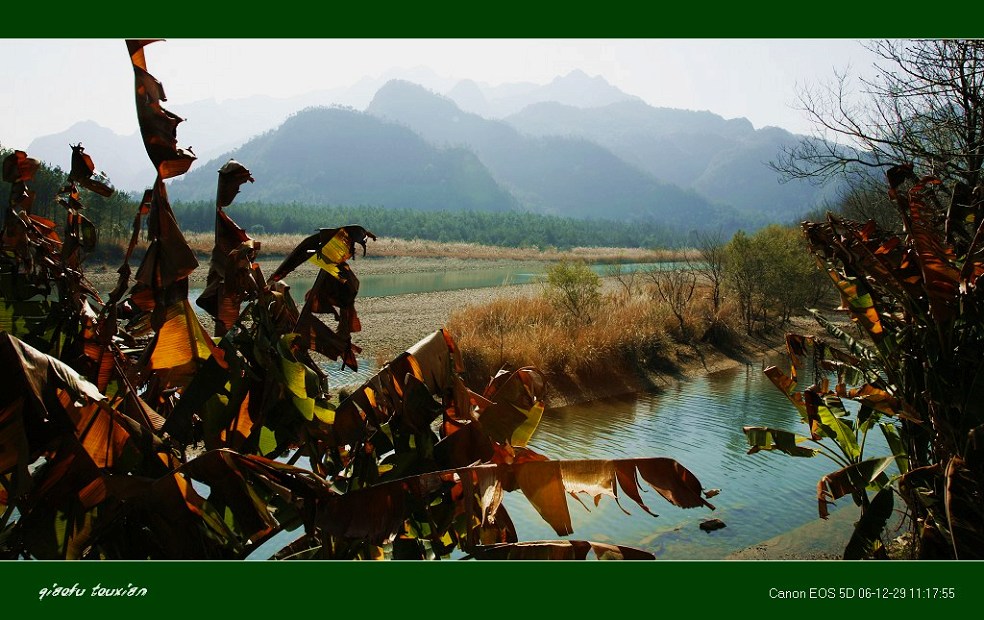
321;357;377;389
502;364;881;559
247;363;893;560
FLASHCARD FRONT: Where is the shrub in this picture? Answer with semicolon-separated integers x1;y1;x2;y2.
544;259;601;323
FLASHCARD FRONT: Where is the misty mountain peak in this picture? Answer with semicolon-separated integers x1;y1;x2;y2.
65;119;126;136
446;69;638;118
445;79;490;116
373;80;447;102
551;68;602;85
368;79;464;120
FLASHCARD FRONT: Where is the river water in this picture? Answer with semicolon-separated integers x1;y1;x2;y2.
251;362;894;560
501;364;860;559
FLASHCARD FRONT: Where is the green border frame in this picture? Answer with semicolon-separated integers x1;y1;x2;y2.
6;0;982;37
5;560;983;613
4;2;984;614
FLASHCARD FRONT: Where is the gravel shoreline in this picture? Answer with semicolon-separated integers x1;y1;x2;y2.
353;281;545;362
725;506;857;561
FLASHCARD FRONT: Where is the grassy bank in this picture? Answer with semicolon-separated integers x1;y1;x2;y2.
445;280;758;407
82;236;793;409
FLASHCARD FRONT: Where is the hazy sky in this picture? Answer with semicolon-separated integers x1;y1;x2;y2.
0;38;883;149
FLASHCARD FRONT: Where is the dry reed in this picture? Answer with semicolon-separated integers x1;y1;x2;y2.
448;291;678;385
181;232;693;263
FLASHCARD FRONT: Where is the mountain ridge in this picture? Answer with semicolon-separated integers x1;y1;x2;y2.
166;105;520;214
20;69;836;237
365;79;752;231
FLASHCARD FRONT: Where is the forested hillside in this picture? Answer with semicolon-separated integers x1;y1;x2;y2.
167;106;519;213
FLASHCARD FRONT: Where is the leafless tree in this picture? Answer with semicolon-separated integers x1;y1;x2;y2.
606;257;639;297
648;267;697;338
688;230;727;314
774;40;984;190
831;176;902;231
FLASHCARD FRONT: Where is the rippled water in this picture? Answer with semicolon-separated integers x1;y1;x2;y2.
500;364;891;559
249;364;894;560
321;357;377;389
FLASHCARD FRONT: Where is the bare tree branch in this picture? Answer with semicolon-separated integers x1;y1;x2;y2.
775;40;984;189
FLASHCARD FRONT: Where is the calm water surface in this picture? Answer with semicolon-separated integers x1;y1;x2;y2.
355;261;684;297
250;364;893;560
501;364;852;559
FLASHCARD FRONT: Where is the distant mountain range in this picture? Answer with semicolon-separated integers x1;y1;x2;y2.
362;80;744;230
25;121;151;192
503;100;835;218
167;106;518;212
445;69;641;117
24;69;841;236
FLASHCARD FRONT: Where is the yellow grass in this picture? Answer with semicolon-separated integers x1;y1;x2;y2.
447;291;677;385
181;232;693;263
445;277;742;400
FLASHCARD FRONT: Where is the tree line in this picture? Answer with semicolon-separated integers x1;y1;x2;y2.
0;144;133;244
169;200;684;249
0;154;696;251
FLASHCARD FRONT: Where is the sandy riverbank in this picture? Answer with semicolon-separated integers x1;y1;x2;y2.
352;282;546;363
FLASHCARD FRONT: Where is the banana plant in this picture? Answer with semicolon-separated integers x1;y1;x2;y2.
0;39;718;560
746;164;984;560
743;329;909;559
